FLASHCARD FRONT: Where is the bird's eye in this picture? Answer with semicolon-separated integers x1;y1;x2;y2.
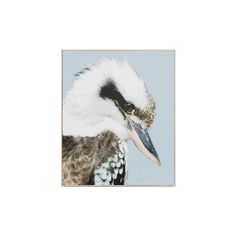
124;102;135;114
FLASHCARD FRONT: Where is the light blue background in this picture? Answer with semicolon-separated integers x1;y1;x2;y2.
63;50;175;185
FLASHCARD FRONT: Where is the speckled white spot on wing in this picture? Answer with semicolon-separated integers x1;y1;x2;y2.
99;167;107;180
102;162;109;168
113;155;118;162
118;152;124;159
116;161;121;168
119;168;123;175
114;168;118;175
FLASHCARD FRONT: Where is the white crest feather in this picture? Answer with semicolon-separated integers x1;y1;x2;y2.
63;59;149;140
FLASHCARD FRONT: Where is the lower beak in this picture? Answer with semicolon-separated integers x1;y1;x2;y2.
128;118;161;165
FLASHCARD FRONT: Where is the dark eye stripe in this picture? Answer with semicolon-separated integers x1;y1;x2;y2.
99;80;135;113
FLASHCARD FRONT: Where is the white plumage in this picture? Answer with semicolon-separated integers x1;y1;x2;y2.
63;59;148;140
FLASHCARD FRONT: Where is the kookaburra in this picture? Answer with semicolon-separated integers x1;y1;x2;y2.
62;59;160;186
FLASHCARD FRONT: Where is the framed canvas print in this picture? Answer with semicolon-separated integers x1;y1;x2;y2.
62;50;175;186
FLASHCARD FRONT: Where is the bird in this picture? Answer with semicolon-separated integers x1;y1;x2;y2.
62;58;160;186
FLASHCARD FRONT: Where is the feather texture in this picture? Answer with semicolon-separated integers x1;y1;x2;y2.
62;131;127;186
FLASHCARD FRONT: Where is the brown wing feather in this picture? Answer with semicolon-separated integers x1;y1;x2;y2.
62;132;119;186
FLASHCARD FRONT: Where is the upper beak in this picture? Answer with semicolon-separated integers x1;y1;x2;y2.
127;118;161;165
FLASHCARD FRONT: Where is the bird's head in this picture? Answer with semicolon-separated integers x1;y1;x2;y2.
63;59;160;165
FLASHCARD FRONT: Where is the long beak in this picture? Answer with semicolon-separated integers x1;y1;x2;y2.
128;118;161;165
